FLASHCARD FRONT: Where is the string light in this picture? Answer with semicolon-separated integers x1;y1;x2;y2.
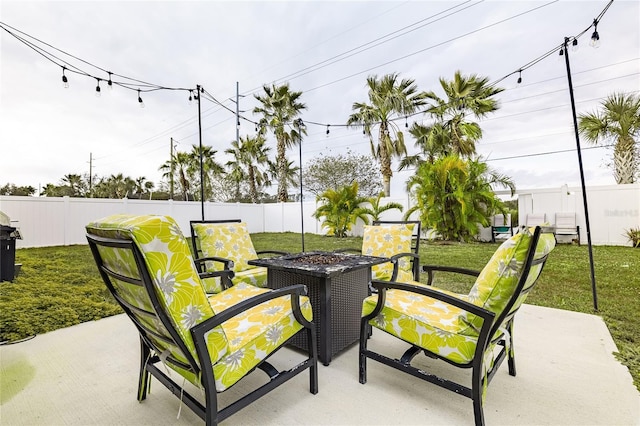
95;78;101;97
137;89;145;108
517;70;522;84
590;20;600;48
326;124;330;136
188;90;193;104
107;72;113;90
405;116;408;128
571;38;579;52
61;66;69;88
558;47;565;59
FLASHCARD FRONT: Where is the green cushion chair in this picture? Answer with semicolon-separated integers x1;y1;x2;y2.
359;226;555;426
86;214;317;426
190;220;288;293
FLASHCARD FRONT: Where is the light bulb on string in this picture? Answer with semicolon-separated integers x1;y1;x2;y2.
517;70;522;85
571;38;579;52
107;72;113;91
138;89;145;108
558;47;564;61
590;19;600;48
326;124;330;136
61;66;69;88
405;116;408;128
95;78;101;97
188;90;193;104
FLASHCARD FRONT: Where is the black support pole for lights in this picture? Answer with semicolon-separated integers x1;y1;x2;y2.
197;84;204;220
562;37;598;311
299;138;305;252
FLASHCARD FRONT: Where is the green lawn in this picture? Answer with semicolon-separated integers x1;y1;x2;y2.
2;233;638;391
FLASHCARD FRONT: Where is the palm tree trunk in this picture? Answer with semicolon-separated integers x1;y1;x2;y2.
276;136;289;202
614;136;637;184
379;125;392;197
248;167;258;203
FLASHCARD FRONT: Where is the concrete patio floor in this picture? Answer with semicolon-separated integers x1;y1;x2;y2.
1;304;639;426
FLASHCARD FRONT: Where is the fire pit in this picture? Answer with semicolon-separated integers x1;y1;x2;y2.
290;253;350;265
248;251;388;365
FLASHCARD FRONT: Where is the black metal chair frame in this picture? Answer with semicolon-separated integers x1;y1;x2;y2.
87;233;318;426
190;219;288;288
359;227;550;426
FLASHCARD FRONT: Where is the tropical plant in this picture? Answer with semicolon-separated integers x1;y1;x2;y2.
303;149;382;197
361;192;403;222
313;182;370;238
0;183;36;196
624;227;640;248
400;71;503;171
578;92;640;184
253;83;307;202
405;155;514;242
92;174;135;199
347;73;428;196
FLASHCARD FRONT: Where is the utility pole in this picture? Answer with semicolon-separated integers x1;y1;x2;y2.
88;152;93;198
170;138;175;200
236;81;240;145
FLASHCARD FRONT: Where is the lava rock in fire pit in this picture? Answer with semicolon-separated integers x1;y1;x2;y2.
290;254;351;265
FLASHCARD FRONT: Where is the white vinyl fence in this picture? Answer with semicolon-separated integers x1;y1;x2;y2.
1;183;638;248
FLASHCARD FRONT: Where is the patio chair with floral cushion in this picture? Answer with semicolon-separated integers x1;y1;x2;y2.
337;221;421;283
86;214;317;426
359;226;555;426
190;219;288;293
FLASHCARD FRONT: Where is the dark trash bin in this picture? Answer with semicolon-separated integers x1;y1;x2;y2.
1;225;18;282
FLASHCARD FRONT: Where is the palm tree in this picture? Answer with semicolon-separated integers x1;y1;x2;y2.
313;182;370;237
225;135;271;203
361;192;404;222
267;159;298;197
159;151;192;200
409;71;503;162
578;92;640;184
60;174;87;197
188;144;224;201
253;83;307;202
347;73;428;196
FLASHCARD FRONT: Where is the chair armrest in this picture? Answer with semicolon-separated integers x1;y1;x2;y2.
257;250;289;257
191;284;312;335
389;252;419;281
193;256;234;271
197;269;236;290
421;265;480;286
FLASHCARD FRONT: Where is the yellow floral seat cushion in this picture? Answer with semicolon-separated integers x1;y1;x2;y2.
208;283;312;391
192;222;268;292
86;214;312;392
363;228;555;365
362;224;414;281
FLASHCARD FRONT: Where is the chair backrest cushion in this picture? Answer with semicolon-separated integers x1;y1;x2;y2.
191;222;258;272
525;213;546;227
468;227;555;317
86;214;230;364
362;224;414;280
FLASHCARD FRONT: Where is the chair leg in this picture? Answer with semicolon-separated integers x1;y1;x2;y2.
471;364;486;426
507;320;516;376
359;319;368;384
308;325;318;394
137;337;151;402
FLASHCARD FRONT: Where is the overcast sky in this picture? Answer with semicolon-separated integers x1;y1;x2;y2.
1;0;638;198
